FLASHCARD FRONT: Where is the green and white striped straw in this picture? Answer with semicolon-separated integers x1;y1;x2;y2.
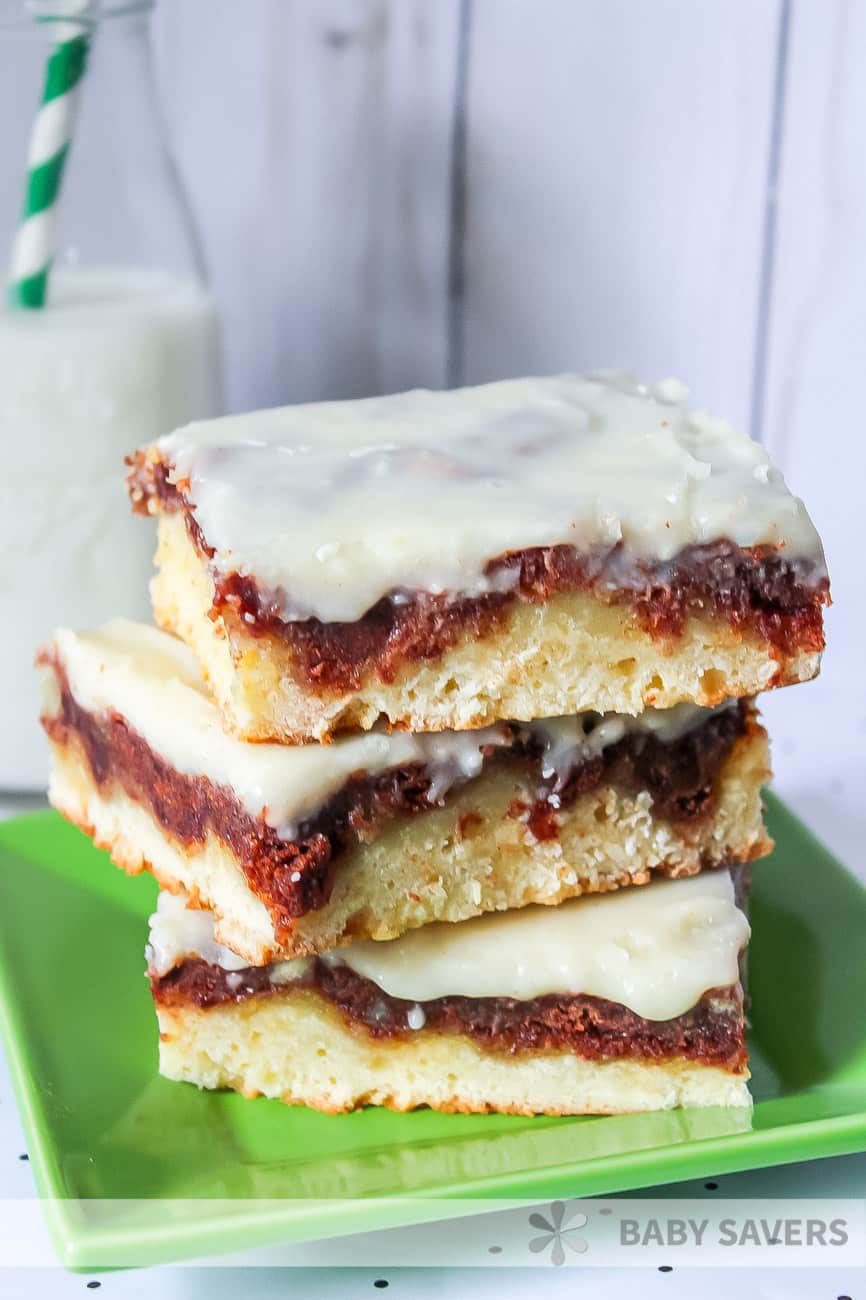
7;0;95;309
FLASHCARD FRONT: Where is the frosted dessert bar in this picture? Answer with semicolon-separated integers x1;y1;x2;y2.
39;620;771;965
127;372;828;743
148;869;752;1115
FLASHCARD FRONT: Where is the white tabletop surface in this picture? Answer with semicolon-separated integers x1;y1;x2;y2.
1;629;864;1297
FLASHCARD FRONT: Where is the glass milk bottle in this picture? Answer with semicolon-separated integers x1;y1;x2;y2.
0;0;223;789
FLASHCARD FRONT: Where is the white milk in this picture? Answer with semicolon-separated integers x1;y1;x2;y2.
0;267;223;789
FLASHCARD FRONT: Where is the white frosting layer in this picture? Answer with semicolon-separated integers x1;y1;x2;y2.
45;619;731;838
148;870;749;1022
147;890;250;976
153;371;824;623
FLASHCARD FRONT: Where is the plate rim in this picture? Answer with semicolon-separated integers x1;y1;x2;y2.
2;795;866;1269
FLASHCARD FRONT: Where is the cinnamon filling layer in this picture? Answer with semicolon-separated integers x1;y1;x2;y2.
42;661;751;939
128;455;828;691
151;957;747;1070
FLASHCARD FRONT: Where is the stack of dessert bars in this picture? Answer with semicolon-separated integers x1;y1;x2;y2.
39;373;828;1116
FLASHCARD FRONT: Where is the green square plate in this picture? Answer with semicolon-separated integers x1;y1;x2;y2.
1;795;865;1269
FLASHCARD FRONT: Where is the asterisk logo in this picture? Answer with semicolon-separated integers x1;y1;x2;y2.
527;1201;589;1265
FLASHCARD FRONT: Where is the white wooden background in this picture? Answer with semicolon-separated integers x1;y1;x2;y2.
153;0;779;423
150;0;864;859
